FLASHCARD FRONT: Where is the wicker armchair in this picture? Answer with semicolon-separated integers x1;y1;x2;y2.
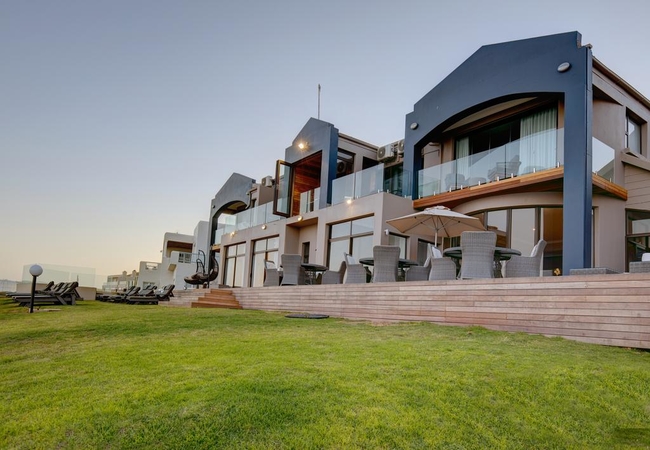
263;260;280;287
630;253;650;273
321;261;346;284
428;244;458;280
405;257;431;281
459;231;497;279
504;240;547;278
372;245;400;282
280;254;306;285
343;253;368;284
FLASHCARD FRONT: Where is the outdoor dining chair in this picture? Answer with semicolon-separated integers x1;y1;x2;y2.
504;239;546;278
459;231;497;279
263;260;280;286
405;257;431;281
280;254;306;285
372;245;400;282
427;244;458;280
343;253;368;284
629;252;650;273
321;261;346;284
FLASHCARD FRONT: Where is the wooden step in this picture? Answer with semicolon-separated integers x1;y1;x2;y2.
191;289;241;309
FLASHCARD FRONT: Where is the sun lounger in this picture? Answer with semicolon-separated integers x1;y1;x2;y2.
13;282;80;306
8;281;59;298
126;284;174;305
101;285;141;302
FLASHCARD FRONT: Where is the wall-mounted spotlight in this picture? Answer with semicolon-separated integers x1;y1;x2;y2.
261;224;267;230
297;215;303;221
557;62;571;73
410;122;419;130
346;197;352;205
298;141;308;150
230;231;235;237
384;229;390;236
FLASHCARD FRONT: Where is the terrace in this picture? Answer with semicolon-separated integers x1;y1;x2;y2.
173;271;650;350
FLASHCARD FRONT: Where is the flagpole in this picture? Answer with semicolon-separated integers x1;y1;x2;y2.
317;84;321;119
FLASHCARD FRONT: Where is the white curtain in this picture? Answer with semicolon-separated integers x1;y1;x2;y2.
519;108;557;172
455;137;470;182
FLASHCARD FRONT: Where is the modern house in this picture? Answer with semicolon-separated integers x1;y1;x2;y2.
206;31;649;288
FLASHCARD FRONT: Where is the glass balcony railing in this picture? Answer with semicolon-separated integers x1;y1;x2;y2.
332;164;412;205
299;187;320;214
592;137;615;183
418;128;564;198
213;203;283;244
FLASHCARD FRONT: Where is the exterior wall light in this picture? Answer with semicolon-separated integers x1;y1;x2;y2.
410;122;419;130
557;62;571;73
298;141;308;150
230;231;235;237
297;215;303;221
261;224;267;230
346;198;352;205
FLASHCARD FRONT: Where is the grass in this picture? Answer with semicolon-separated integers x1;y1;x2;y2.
1;297;649;449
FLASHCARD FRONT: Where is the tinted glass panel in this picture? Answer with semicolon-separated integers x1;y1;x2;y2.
511;208;536;256
331;222;350;239
351;216;374;235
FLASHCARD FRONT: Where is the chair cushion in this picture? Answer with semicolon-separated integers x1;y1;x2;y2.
345;253;357;265
429;245;443;259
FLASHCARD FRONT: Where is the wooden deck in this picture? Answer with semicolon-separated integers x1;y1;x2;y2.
174;273;650;350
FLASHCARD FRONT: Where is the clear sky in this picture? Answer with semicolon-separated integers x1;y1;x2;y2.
2;0;649;282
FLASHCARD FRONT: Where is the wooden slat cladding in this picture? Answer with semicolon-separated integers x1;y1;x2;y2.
224;273;650;349
625;165;650;209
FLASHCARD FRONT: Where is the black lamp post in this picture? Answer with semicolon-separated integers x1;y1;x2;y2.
28;264;43;314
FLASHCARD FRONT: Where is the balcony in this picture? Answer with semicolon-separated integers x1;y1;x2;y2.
213;203;283;245
331;163;412;205
419;128;565;198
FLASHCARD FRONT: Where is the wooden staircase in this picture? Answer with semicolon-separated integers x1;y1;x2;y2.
191;289;242;309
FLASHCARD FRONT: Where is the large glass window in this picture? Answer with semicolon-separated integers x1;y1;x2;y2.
251;237;279;287
388;234;407;258
487;210;508;248
471;207;563;274
626;210;650;270
453;106;558;185
328;216;374;269
223;243;246;288
511;208;536;257
626;116;642;155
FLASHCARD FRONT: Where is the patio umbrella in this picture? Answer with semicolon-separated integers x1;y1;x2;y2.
386;205;485;245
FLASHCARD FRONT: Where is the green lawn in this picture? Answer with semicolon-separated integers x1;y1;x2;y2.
1;297;649;449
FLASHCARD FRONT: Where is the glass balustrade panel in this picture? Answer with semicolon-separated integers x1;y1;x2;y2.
418;128;565;198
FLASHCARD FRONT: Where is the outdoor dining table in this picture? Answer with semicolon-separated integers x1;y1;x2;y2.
443;247;521;278
358;257;418;281
300;263;328;285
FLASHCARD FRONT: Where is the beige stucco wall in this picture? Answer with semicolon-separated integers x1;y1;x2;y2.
218;193;417;287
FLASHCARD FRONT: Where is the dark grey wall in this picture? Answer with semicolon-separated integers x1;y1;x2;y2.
403;32;593;273
285;117;339;208
208;172;256;247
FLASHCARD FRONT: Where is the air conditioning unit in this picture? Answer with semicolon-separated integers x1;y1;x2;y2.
396;139;405;156
262;176;274;187
336;160;351;175
378;140;404;162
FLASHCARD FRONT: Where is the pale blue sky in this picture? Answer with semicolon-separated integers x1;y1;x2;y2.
2;0;649;282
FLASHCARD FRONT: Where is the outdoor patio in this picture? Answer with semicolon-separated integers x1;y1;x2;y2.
170;272;650;350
